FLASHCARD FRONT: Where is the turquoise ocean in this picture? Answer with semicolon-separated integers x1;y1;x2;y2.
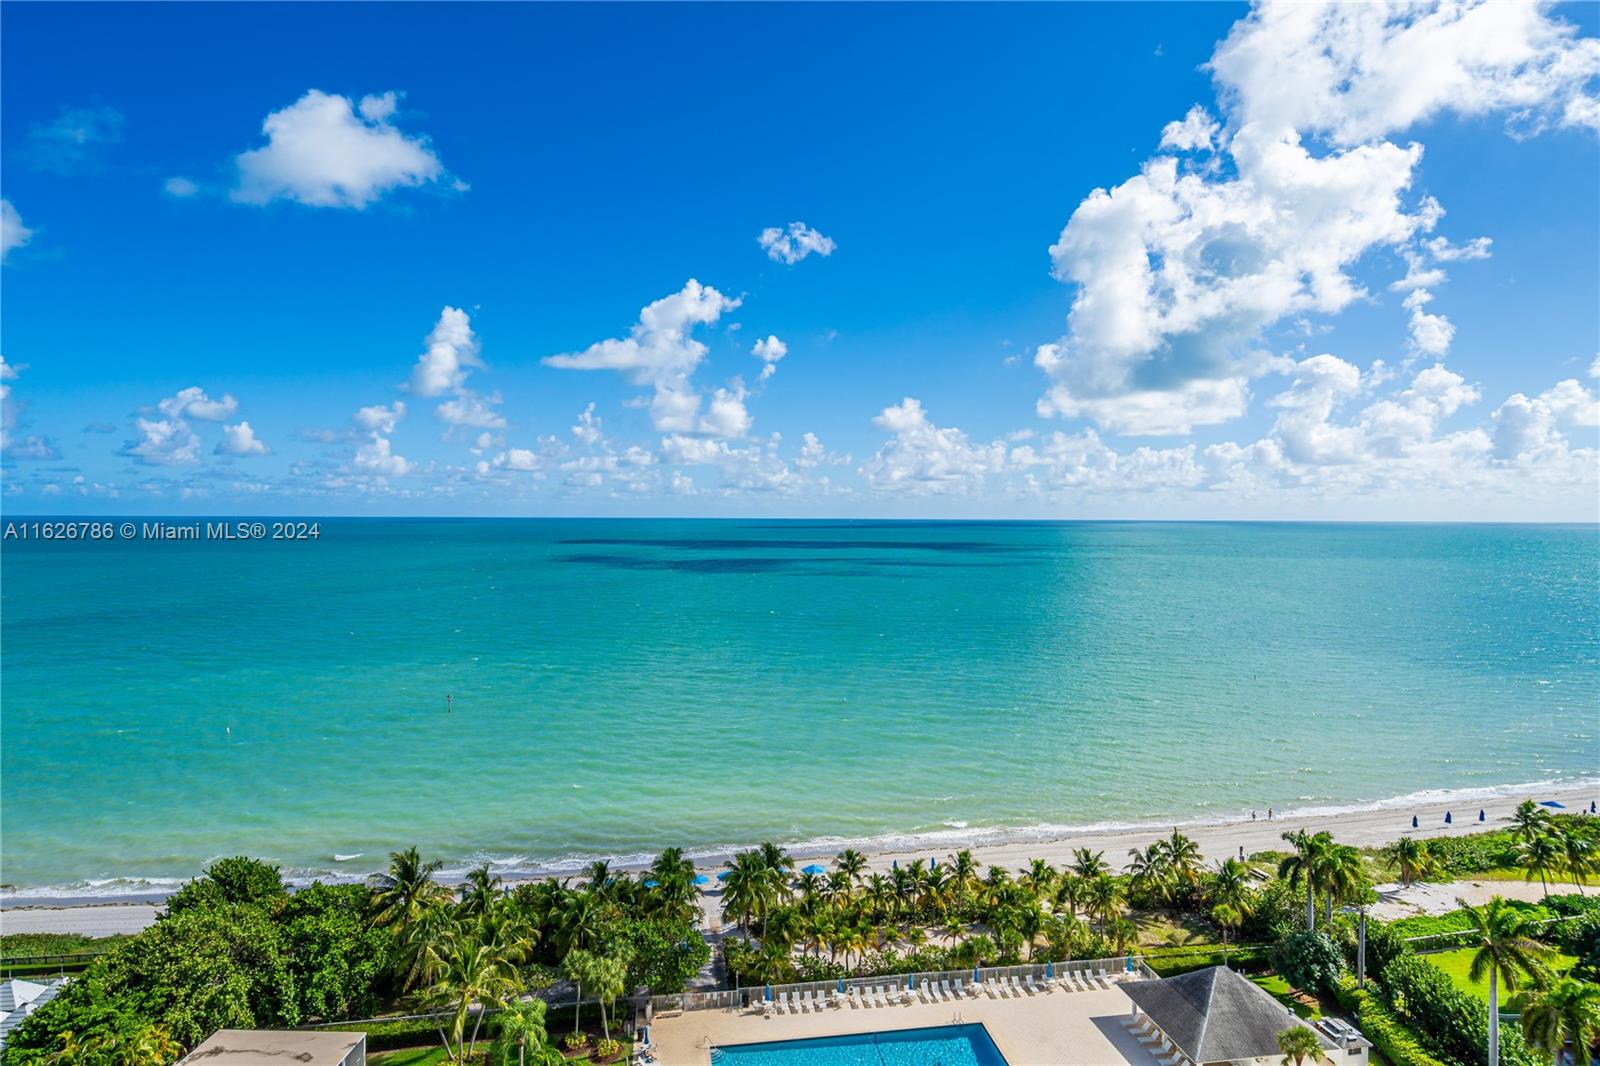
1;520;1595;898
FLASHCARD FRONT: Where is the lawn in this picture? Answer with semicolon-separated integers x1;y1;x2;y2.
1421;947;1578;1003
1249;973;1323;1020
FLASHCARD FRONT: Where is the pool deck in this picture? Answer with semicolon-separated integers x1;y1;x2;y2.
648;983;1161;1065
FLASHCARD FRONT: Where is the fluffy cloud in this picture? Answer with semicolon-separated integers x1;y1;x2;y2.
350;401;412;477
215;421;270;456
759;221;836;265
354;401;406;435
123;418;202;466
409;306;481;396
1402;289;1455;357
751;335;788;381
437;392;506;429
23;105;125;175
544;279;741;431
354;434;413;476
2;200;33;262
1492;378;1600;460
659;434;804;494
1209;1;1600;145
699;380;752;438
0;358;60;460
232;90;449;208
1159;106;1219;152
158;386;238;421
861;398;1007;493
1035;0;1597;437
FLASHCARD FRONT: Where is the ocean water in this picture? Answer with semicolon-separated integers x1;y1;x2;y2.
0;520;1595;897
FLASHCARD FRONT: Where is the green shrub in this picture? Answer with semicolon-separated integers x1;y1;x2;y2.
1378;953;1540;1066
1271;930;1345;994
564;1031;590;1050
596;1037;621;1057
1334;977;1447;1066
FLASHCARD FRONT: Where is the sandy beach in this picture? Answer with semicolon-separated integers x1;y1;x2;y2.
2;782;1591;938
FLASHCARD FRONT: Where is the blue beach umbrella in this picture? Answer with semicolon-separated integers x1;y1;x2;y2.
765;985;772;1001
1592;801;1597;814
1046;962;1053;979
837;978;844;994
892;859;898;871
1479;810;1486;822
801;864;826;876
717;870;733;881
692;874;710;886
1412;815;1418;828
1540;801;1567;809
1445;811;1453;824
974;966;980;985
643;879;659;888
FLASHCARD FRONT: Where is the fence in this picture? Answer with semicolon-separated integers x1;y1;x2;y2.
642;955;1155;1020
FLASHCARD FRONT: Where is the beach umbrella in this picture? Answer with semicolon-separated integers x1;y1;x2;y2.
1445;811;1453;824
801;864;826;875
1539;801;1567;809
1046;962;1054;979
765;985;772;1002
692;874;710;886
974;966;980;985
716;870;733;881
1592;801;1597;814
1412;815;1418;828
892;859;898;871
1478;810;1486;822
838;978;844;994
643;879;659;888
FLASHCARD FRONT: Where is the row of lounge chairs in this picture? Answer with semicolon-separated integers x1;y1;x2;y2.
1122;1012;1194;1066
753;968;1132;1015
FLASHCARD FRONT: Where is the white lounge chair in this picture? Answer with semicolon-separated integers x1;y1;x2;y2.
805;990;817;1012
939;979;955;1000
1010;975;1027;996
954;978;973;998
872;985;886;1007
1025;974;1041;995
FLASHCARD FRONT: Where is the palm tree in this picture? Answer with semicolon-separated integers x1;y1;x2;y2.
371;847;455;930
1518;976;1600;1065
1557;824;1595;895
950;849;980;900
1521;833;1566;898
1070;848;1109;880
721;850;777;937
1277;1025;1324;1066
1163;830;1204;897
1461;895;1555;1066
561;949;595;1039
1509;799;1553;847
425;929;523;1063
492;999;560;1066
461;864;502;916
1320;844;1366;925
1383;836;1437;887
1278;830;1334;931
1213;901;1244;965
1126;845;1170;903
835;848;867;890
1084;874;1123;934
587;953;629;1044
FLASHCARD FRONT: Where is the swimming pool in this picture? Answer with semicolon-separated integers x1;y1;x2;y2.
709;1023;1011;1066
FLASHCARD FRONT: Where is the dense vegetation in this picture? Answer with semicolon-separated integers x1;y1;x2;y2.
6;802;1597;1066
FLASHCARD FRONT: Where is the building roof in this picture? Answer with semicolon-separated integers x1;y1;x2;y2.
1123;965;1335;1064
178;1029;365;1065
0;978;67;1050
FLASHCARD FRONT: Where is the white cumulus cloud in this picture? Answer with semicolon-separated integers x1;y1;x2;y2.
2;200;34;262
232;90;450;208
216;421;270;456
752;335;788;381
759;221;836;265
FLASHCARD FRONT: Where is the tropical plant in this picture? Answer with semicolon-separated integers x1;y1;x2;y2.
371;847;455;931
1517;976;1600;1065
1277;1024;1325;1066
1279;830;1335;931
1508;801;1553;847
1385;837;1440;887
1521;834;1566;898
1460;895;1555;1066
491;998;561;1066
1557;825;1595;895
423;927;523;1064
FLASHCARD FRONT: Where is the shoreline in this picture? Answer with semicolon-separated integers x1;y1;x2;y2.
2;779;1593;935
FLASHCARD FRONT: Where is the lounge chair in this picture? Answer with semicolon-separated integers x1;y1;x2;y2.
871;985;886;1007
846;986;861;1009
1095;969;1113;988
804;990;817;1012
1010;975;1027;996
1025;974;1041;995
939;979;955;1000
954;978;973;998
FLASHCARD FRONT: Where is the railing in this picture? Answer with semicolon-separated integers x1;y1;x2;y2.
643;955;1154;1018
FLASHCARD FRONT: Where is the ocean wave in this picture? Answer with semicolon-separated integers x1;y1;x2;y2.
5;776;1594;903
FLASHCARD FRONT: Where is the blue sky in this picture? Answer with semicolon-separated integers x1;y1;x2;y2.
2;2;1597;518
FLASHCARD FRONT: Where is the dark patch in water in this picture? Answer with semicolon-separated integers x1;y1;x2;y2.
554;553;1011;574
557;537;1022;554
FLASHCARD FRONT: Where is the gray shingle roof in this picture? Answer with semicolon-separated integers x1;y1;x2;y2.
1123;965;1335;1064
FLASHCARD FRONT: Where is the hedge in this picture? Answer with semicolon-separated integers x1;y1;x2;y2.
1333;977;1448;1066
1377;954;1540;1066
1143;945;1269;977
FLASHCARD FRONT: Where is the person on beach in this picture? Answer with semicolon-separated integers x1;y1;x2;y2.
1251;810;1256;821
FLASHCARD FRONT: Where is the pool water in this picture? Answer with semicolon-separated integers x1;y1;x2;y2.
710;1023;1011;1066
